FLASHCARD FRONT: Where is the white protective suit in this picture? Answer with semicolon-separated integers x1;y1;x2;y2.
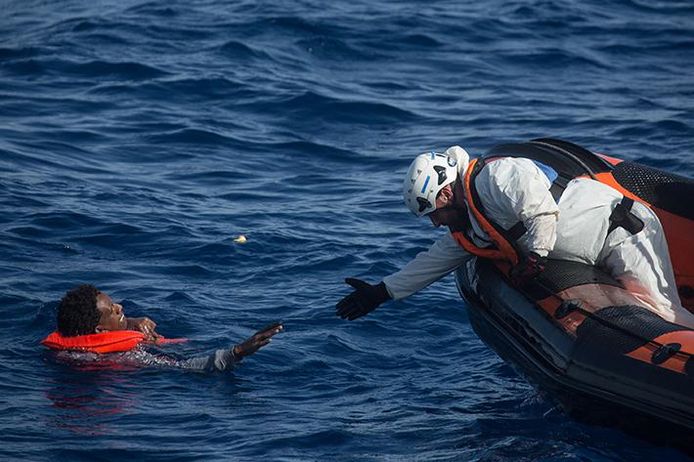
553;178;693;326
383;155;694;327
384;156;558;298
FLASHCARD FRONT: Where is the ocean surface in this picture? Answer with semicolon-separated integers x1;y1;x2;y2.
1;0;693;460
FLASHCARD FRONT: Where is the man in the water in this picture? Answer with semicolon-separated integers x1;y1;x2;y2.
49;284;283;371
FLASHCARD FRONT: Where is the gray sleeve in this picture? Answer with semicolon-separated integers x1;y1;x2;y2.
117;347;241;372
177;348;240;372
383;232;473;300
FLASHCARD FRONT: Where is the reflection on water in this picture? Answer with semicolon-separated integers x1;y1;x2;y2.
45;355;138;435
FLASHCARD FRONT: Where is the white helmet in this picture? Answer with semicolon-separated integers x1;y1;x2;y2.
403;146;470;217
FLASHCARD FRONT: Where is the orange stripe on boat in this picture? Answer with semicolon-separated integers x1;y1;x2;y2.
626;330;694;374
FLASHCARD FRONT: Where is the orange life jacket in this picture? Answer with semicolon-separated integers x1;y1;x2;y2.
450;157;522;266
41;330;146;354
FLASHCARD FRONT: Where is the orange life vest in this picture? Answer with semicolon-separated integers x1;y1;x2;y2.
450;157;521;266
42;330;146;354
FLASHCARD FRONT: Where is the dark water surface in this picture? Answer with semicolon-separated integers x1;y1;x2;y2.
1;0;693;460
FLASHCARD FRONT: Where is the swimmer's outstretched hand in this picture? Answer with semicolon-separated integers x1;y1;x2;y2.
232;322;283;360
127;317;162;342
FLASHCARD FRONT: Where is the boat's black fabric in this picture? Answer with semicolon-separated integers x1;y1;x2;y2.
488;138;693;220
524;259;622;301
612;161;694;220
487;138;613;178
530;138;614;174
576;305;690;355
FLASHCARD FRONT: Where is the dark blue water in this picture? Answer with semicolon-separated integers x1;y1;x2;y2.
1;0;693;460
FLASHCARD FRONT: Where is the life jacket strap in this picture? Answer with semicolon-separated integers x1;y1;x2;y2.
506;221;528;241
549;182;565;202
608;196;645;235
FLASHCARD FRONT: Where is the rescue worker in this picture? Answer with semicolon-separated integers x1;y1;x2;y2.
47;284;283;371
336;146;694;328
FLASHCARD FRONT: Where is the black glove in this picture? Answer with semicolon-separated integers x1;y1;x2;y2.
510;252;546;286
336;278;391;321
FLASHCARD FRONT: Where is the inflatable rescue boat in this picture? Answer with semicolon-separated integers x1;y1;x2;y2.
454;139;694;451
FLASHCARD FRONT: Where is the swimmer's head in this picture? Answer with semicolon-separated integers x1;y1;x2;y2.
57;285;127;337
57;284;100;337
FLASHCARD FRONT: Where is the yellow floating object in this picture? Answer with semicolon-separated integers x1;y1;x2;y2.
233;235;247;244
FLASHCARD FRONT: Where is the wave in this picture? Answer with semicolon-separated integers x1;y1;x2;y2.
1;58;168;80
296;37;386;61
123;1;180;18
494;47;610;70
217;40;270;61
62;59;168;79
273;91;417;124
403;33;443;47
145;128;244;146
0;46;45;60
266;140;357;161
260;16;327;36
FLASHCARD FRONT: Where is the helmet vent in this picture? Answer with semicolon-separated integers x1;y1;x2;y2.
417;197;432;213
433;165;448;185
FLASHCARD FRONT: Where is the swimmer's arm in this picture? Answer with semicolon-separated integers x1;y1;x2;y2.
128;348;240;372
165;322;285;372
232;322;283;359
178;349;239;372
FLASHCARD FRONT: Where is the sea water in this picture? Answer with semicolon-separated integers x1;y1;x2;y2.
1;0;693;460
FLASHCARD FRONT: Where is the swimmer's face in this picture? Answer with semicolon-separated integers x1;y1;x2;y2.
95;292;127;332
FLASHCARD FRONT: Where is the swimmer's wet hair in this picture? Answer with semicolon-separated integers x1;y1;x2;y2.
57;284;100;337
